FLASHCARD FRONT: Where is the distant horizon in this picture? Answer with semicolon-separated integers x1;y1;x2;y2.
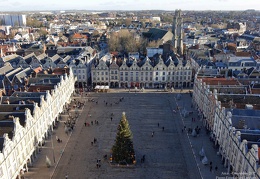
0;0;259;12
0;9;259;13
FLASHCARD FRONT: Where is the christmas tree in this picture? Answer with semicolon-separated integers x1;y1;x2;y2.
112;112;135;164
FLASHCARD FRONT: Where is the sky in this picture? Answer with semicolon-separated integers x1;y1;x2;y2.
0;0;259;11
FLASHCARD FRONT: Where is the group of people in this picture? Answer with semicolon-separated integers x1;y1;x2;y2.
103;97;125;107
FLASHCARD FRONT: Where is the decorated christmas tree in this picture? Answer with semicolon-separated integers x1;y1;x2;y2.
112;112;135;164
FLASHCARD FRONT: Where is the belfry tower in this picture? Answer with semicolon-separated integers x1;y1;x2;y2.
172;9;183;56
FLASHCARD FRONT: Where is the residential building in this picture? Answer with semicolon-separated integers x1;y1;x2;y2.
91;53;192;88
0;67;76;179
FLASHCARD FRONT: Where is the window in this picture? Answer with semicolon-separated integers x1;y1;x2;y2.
115;76;118;80
78;75;81;79
79;70;81;73
146;67;148;70
101;72;104;75
82;75;85;79
156;77;158;81
101;77;104;80
115;71;118;74
125;77;128;81
93;72;95;75
156;72;158;75
162;77;165;81
150;77;152;81
125;72;128;76
111;71;114;74
163;72;165;75
111;76;114;80
106;72;108;75
145;77;148;81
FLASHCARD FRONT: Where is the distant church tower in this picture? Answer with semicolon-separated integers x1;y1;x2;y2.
172;9;183;56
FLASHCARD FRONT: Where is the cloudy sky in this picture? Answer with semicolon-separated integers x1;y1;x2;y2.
0;0;258;11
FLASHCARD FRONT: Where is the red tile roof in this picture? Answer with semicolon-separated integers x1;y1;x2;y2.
33;66;43;73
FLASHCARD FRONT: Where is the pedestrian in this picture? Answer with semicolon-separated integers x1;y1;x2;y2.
91;142;93;146
96;163;99;168
84;122;86;127
96;121;99;125
162;127;164;131
210;165;212;172
91;121;93;125
152;131;154;137
215;166;218;171
182;129;183;133
157;123;159;127
111;117;113;121
65;174;68;179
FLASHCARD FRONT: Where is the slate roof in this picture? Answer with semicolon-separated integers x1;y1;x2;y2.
5;67;24;82
142;28;170;41
15;67;34;83
0;138;4;152
0;96;41;105
231;115;260;130
0;121;14;140
0;104;34;115
0;113;26;126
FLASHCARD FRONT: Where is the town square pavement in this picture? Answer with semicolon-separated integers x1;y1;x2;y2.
23;89;227;179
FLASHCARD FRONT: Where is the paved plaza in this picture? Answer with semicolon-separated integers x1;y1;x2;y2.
24;89;227;179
